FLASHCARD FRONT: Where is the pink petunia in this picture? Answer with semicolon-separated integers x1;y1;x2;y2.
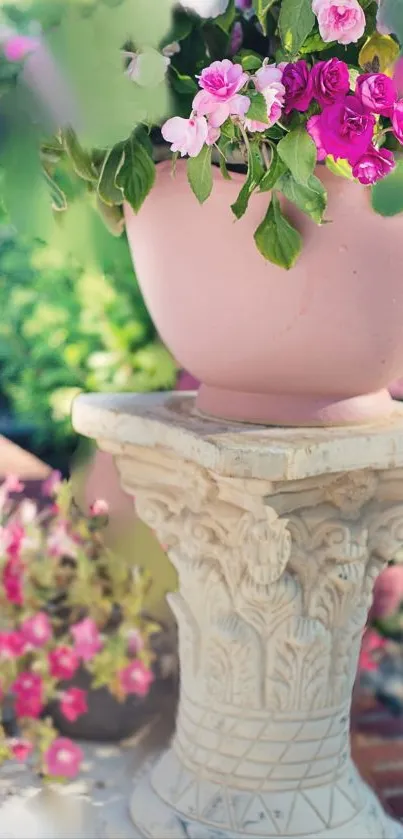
0;631;26;659
60;687;88;722
71;618;102;662
10;739;34;762
48;646;79;680
22;612;52;648
13;672;43;719
2;556;24;606
44;737;83;779
119;660;154;697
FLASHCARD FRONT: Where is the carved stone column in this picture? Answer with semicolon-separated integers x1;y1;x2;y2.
73;393;403;839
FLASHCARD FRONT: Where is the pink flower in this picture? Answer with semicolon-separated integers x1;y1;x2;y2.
198;59;248;102
3;475;24;494
313;95;375;165
13;672;43;719
352;145;395;184
10;739;33;762
206;125;221;145
356;73;397;116
49;646;79;680
392;99;403;144
118;660;154;697
3;557;24;606
371;565;403;620
193;88;249;127
312;0;366;45
161;115;208;157
47;522;78;559
282;60;313;114
359;629;386;673
44;737;83;779
41;470;62;497
307;114;328;161
4;521;25;559
4;35;39;62
0;631;25;659
127;628;145;656
311;58;350;107
22;612;52;648
71;618;102;662
89;498;109;517
60;688;88;722
245;64;285;132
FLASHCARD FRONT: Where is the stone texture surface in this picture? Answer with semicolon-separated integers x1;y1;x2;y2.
72;392;403;839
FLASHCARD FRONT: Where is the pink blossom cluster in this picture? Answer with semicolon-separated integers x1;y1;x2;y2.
162;59;285;157
303;58;401;184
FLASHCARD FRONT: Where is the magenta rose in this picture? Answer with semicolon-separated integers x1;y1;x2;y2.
352;146;395;184
392;99;403;143
356;73;397;116
307;115;327;161
311;58;350;107
315;95;375;164
282;60;313;114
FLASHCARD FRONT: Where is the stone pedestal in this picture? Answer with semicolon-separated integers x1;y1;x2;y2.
72;393;403;839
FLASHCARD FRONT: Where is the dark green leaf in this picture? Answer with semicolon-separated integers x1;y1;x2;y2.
116;135;155;213
169;64;198;96
278;0;315;54
97;143;125;206
215;0;236;32
252;0;278;33
246;91;269;124
371;159;403;217
259;149;287;192
254;193;302;268
160;8;193;47
231;141;264;219
187;145;213;204
277;172;327;223
277;127;316;185
62;127;98;182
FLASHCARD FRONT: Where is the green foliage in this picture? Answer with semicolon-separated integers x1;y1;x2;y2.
371;160;403;217
278;0;315;54
277;127;317;186
0;203;177;450
187;145;213;203
277;172;327;223
254;193;302;269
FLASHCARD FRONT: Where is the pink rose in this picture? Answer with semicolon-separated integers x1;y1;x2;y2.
161;115;208;157
60;688;88;722
119;660;154;697
307;115;327;161
392;99;403;144
356;73;397;115
22;612;52;648
193;88;249;128
71;617;102;662
49;646;79;680
282;60;313;114
198;59;248;102
312;0;366;45
10;739;33;762
311;58;350;107
44;737;83;779
3;557;24;606
89;499;109;517
352;145;395;184
245;64;285;132
314;95;375;164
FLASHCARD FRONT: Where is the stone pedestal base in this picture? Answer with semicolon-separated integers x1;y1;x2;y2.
72;393;403;839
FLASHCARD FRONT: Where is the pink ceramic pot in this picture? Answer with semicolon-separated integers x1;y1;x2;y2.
125;160;403;426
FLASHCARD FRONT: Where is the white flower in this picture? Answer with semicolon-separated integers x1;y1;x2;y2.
180;0;230;18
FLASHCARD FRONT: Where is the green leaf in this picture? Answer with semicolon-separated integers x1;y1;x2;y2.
215;0;236;32
43;170;68;212
115;134;155;213
160;8;193;47
277;127;316;186
97;142;125;206
278;0;315;54
96;197;125;236
300;31;334;53
371;159;403;217
221;118;238;141
239;50;263;71
62;127;98;182
246;91;269;124
277;172;327;223
259;149;287;192
254;193;302;268
252;0;277;33
169;64;198;96
187;145;213;204
231;141;264;219
325;155;353;180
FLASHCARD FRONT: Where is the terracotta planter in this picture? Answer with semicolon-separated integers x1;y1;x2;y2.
125;161;403;426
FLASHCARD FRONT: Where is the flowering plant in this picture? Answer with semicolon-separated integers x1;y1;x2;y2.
0;473;156;781
1;0;403;268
